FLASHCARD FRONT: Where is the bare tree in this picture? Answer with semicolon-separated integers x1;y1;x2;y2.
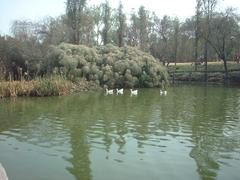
138;6;150;52
194;0;202;70
201;0;218;81
128;11;139;47
117;1;127;47
208;9;240;80
102;0;111;45
66;0;87;44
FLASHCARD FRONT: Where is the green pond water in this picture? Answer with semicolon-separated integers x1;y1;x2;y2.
0;85;240;180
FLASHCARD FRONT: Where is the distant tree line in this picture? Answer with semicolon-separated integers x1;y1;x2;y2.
0;0;240;81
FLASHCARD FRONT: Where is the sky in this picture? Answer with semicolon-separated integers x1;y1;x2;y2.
0;0;239;35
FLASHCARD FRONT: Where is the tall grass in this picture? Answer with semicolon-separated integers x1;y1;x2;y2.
0;76;73;98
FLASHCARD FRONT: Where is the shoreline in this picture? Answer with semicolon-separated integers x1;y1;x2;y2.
1;70;239;99
168;71;240;85
1;79;239;99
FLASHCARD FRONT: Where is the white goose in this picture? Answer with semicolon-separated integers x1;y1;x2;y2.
106;88;114;95
116;88;124;95
130;89;138;96
160;90;167;96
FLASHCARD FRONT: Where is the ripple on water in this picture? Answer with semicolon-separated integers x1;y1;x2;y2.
0;87;240;180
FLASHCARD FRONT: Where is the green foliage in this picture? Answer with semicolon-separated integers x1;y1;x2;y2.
46;43;168;88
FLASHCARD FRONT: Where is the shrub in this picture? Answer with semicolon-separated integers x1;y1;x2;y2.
46;43;169;88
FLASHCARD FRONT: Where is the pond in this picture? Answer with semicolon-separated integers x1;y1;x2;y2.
0;85;240;180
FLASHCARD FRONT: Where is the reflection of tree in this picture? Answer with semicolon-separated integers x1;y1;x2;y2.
60;94;99;180
0;97;70;144
188;87;239;180
153;85;240;180
128;92;159;149
189;87;221;179
66;124;92;180
0;95;93;180
1;86;240;180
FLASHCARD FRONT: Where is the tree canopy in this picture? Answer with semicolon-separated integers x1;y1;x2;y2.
0;0;240;82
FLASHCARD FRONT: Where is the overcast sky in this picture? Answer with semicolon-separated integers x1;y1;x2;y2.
0;0;239;35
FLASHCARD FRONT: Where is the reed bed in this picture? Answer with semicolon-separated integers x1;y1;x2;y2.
0;76;73;98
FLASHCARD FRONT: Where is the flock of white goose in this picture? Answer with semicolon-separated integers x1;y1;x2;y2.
105;88;167;96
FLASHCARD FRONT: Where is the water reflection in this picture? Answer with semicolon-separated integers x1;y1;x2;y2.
0;86;240;180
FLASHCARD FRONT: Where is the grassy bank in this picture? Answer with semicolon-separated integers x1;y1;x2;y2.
0;76;73;98
168;61;240;72
169;71;240;83
168;62;240;84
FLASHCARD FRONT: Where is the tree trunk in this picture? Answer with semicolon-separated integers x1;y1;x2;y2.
204;39;208;82
223;57;229;80
222;38;229;80
194;0;201;72
194;38;198;71
75;29;80;45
